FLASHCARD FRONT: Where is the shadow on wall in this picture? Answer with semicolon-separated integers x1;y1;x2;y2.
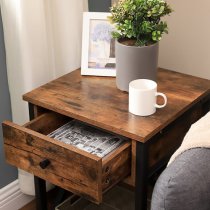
88;0;111;12
0;10;18;188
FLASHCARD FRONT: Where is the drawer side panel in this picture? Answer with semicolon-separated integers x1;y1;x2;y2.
102;142;131;192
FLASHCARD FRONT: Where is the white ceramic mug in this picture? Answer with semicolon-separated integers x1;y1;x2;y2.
129;79;167;116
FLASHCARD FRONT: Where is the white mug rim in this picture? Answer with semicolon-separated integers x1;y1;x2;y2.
129;79;157;91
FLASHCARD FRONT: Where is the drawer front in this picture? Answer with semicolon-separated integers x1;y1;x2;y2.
4;144;100;201
2;112;131;203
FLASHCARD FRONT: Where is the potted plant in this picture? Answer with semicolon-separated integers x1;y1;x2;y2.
109;0;173;91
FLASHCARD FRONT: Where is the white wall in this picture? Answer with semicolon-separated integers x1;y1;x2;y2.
46;0;88;77
159;0;210;79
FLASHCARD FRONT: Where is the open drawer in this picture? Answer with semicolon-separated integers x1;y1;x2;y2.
2;112;131;203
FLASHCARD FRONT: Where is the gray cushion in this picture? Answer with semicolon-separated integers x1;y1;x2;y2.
151;148;210;210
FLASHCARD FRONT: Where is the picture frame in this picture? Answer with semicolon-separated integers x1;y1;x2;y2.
81;12;116;77
112;0;119;5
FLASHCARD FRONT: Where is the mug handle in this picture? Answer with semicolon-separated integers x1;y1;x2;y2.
155;92;167;108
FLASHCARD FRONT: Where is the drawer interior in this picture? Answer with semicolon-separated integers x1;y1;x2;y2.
24;112;129;159
24;112;70;136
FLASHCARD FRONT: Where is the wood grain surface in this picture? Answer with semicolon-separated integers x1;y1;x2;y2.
102;142;131;191
148;101;204;168
23;68;210;142
3;112;131;203
5;144;102;203
123;140;136;186
3;115;102;203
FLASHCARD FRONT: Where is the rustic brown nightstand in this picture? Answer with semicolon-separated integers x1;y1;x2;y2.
3;68;210;210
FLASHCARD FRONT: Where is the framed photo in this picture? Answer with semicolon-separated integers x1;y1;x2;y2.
112;0;119;5
81;12;116;77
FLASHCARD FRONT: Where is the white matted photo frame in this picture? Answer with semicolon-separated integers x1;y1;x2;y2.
112;0;119;5
81;12;116;77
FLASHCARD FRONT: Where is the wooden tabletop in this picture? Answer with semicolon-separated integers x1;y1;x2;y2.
23;68;210;142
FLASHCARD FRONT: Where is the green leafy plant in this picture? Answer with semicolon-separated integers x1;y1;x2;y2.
109;0;173;46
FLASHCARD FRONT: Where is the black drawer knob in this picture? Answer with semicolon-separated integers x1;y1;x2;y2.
39;159;50;169
105;178;110;185
105;166;110;173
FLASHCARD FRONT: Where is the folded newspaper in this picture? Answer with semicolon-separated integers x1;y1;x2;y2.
48;120;127;158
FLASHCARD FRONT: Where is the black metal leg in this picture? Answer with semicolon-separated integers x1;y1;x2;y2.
34;176;48;210
52;188;69;209
135;142;148;210
29;104;48;210
28;103;35;120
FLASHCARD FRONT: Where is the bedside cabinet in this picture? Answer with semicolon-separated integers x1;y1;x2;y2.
3;68;210;210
